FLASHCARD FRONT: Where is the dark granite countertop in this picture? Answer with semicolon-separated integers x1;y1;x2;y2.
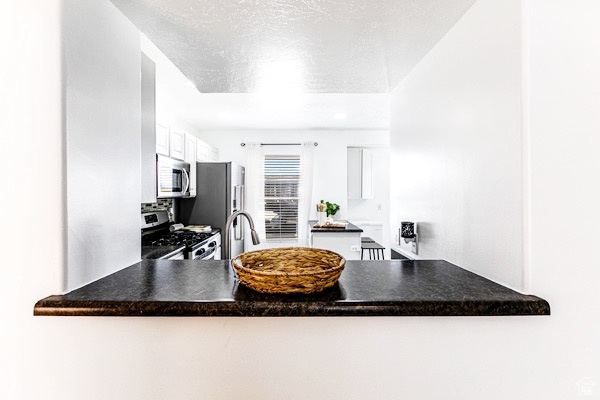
34;260;549;317
309;220;364;233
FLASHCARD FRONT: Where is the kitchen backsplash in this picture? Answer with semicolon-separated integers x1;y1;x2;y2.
141;199;175;221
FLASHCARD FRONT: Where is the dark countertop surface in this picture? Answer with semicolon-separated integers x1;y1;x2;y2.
34;260;550;317
309;220;364;233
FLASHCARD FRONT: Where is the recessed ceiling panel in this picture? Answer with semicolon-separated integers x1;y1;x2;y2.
111;0;476;93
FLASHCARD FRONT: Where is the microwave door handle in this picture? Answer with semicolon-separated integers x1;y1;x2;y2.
182;168;190;195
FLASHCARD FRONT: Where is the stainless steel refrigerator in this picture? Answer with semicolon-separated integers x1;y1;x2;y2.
180;162;245;259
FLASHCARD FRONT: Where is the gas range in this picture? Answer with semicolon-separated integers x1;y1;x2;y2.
142;230;215;247
141;211;221;260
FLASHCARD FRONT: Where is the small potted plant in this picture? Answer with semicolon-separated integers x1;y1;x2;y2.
320;200;340;219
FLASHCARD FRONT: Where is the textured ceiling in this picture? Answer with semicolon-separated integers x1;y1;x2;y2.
111;0;476;93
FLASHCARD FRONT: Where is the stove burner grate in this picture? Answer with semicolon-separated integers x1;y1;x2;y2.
142;230;213;247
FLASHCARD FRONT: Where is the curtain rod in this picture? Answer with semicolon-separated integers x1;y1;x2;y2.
240;142;318;147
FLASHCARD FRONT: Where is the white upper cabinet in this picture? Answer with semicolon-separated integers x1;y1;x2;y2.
155;121;218;167
347;147;374;200
155;122;169;156
196;138;218;162
361;149;374;199
347;148;361;199
209;147;219;162
169;129;185;160
141;54;157;204
184;133;197;197
196;139;209;162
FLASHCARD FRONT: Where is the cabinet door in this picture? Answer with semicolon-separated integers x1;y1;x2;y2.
361;149;374;199
184;134;197;197
347;148;362;199
169;129;185;160
155;123;169;156
209;147;219;161
196;139;210;162
141;54;157;204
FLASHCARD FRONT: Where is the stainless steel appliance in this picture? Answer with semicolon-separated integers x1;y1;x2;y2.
156;154;191;198
141;211;221;260
180;162;245;259
185;235;221;260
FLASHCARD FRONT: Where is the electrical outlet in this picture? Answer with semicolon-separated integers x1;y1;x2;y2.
394;234;399;244
350;245;360;252
377;204;382;211
411;241;418;255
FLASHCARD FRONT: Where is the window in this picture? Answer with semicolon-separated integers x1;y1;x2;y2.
264;155;300;240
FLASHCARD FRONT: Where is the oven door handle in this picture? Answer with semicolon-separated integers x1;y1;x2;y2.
195;248;216;260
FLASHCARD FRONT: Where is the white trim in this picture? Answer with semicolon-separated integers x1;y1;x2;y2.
520;0;532;294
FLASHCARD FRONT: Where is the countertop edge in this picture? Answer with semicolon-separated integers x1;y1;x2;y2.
34;297;550;317
308;220;364;233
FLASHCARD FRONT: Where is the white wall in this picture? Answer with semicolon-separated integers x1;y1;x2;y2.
64;0;141;290
4;1;600;400
526;0;600;385
390;0;524;289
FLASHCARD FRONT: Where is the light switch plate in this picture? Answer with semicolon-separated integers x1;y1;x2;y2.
350;245;360;252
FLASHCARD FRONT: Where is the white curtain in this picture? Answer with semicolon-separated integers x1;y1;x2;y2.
244;143;266;251
298;142;315;246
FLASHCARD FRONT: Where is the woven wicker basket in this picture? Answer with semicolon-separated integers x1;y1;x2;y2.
231;247;346;294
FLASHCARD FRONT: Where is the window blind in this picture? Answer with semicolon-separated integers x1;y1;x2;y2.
264;155;300;240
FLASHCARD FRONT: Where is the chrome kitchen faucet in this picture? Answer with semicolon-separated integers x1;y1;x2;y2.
224;210;260;259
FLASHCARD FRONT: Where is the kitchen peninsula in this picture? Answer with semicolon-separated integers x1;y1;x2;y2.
308;220;363;260
34;260;549;317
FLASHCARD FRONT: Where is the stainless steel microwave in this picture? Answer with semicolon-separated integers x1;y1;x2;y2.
156;154;191;198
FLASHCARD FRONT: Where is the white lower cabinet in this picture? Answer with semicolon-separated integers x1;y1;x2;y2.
310;229;362;260
353;221;383;244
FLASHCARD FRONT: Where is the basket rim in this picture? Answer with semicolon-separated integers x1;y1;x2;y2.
231;247;346;277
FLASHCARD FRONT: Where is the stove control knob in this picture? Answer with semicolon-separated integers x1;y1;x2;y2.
208;241;216;248
197;248;206;255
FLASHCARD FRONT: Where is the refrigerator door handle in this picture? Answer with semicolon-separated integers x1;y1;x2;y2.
234;185;243;240
238;185;245;240
232;185;237;211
